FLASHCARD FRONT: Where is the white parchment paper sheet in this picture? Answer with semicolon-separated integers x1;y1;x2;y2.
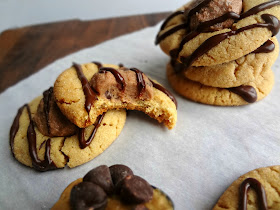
0;24;279;210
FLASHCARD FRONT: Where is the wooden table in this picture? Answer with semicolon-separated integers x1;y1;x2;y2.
0;12;169;93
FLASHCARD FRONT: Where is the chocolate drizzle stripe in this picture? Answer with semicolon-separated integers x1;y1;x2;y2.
92;61;103;69
156;23;188;45
240;0;280;19
150;80;178;108
180;14;280;67
43;87;53;135
252;39;275;53
73;62;97;113
130;68;146;97
228;85;257;103
160;10;185;30
99;67;126;91
239;178;268;210
25;104;57;171
78;113;105;149
10;104;27;156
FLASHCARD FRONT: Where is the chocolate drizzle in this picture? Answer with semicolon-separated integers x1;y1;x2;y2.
252;39;275;53
130;68;146;97
160;10;185;30
150;80;178;108
99;67;126;91
78;114;105;149
93;62;177;107
73;62;97;113
43;87;53;134
156;0;280;65
228;85;257;103
10;104;57;171
10;104;27;156
92;61;103;69
239;178;268;210
180;14;280;67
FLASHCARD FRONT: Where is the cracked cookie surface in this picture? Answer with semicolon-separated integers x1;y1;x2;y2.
213;165;280;210
167;62;274;106
156;0;280;67
10;96;126;170
54;63;177;129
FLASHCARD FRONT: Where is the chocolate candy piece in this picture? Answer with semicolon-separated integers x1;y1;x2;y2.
120;175;153;204
109;164;134;185
83;165;114;195
70;182;107;210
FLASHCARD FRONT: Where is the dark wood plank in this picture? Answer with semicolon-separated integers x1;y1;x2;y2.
0;12;169;93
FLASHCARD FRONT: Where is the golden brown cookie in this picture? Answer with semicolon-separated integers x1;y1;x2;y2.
52;164;174;210
156;0;280;67
182;37;279;88
10;95;126;171
166;62;275;106
54;63;177;129
213;165;280;210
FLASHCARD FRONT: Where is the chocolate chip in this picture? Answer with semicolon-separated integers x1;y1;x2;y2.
120;175;153;204
109;164;134;185
70;182;107;210
83;165;114;195
105;91;112;99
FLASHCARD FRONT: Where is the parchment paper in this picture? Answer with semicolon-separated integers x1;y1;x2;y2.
0;23;279;210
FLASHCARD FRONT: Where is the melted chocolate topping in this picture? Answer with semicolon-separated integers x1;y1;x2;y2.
92;61;103;69
10;104;57;171
240;0;280;19
228;85;257;103
180;14;280;67
150;80;178;108
252;39;275;53
130;68;146;97
239;178;268;210
156;0;280;65
10;104;27;156
93;62;177;108
99;67;126;91
78;113;105;149
160;10;185;30
73;62;97;113
43;87;53;135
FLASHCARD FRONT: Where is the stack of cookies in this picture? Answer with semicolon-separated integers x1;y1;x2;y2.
10;62;177;171
156;0;280;106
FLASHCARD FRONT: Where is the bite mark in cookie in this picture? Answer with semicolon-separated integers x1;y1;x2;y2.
54;63;177;129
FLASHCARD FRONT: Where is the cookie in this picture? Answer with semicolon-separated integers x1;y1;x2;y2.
156;0;280;67
182;37;279;88
54;62;177;129
10;92;126;171
213;165;280;209
52;164;174;210
166;62;275;106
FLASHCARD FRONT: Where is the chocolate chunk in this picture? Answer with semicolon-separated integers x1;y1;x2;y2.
33;87;77;137
109;164;134;185
70;182;107;210
120;175;153;204
189;0;243;31
83;165;114;195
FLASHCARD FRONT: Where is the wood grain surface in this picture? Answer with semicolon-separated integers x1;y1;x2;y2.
0;12;169;93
